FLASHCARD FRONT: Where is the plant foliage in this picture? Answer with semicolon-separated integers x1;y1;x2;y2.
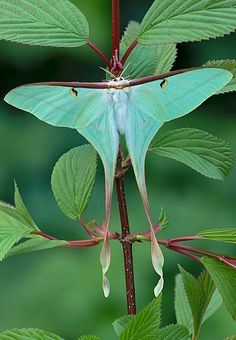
51;145;97;220
0;0;89;47
150;128;233;180
202;257;236;321
139;0;236;44
120;21;177;78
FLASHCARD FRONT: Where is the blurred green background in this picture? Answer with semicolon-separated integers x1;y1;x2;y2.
0;0;236;339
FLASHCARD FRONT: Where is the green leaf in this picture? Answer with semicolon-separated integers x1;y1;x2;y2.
0;202;19;219
158;207;170;230
14;182;38;230
0;0;89;47
0;328;64;339
202;257;236;321
204;60;236;94
120;21;176;79
154;44;177;75
157;324;189;340
175;274;222;335
121;21;140;45
51;145;97;220
175;274;193;332
138;0;236;45
77;336;101;340
179;267;215;339
202;288;223;323
0;206;37;232
0;210;34;261
198;228;236;244
224;336;236;340
150;128;233;180
8;235;66;257
120;295;162;340
112;315;133;336
0;185;38;232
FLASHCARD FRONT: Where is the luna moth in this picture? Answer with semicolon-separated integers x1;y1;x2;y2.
4;67;232;297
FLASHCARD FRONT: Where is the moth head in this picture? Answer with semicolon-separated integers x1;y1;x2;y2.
100;63;131;82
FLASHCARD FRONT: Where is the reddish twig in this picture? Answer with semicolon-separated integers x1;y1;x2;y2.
111;0;123;75
158;239;236;269
64;239;100;248
33;231;58;240
112;0;120;57
87;39;112;68
111;0;136;315
168;245;201;262
167;236;201;243
116;147;136;315
121;39;138;65
171;244;226;260
32;232;101;248
140;222;161;237
80;217;96;238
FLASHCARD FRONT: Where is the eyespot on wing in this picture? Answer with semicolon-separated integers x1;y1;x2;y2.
70;88;78;97
160;79;168;89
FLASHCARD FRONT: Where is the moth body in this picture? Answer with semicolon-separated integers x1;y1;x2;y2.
108;79;130;135
108;79;130;89
110;88;129;135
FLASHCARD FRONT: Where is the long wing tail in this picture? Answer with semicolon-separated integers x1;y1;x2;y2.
125;67;232;296
5;83;119;297
125;103;165;296
78;111;119;297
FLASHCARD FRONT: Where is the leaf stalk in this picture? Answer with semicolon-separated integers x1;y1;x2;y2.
87;39;111;68
121;39;138;65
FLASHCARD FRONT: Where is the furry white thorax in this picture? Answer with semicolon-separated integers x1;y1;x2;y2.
108;79;130;135
108;79;130;89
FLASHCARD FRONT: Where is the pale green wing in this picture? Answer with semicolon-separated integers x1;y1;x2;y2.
4;86;118;184
5;85;119;297
5;86;107;128
127;68;232;200
124;101;164;297
125;68;232;296
133;68;233;123
78;107;119;298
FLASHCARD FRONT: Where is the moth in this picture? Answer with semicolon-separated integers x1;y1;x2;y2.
5;67;232;296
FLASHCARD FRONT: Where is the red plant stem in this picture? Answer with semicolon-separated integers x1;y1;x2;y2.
32;231;100;248
169;244;236;269
112;0;120;57
158;239;236;268
121;39;138;65
86;39;112;68
64;239;100;248
168;236;201;243
33;231;58;240
168;246;201;262
173;244;225;260
222;258;236;269
116;148;136;315
112;0;136;314
80;217;96;238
